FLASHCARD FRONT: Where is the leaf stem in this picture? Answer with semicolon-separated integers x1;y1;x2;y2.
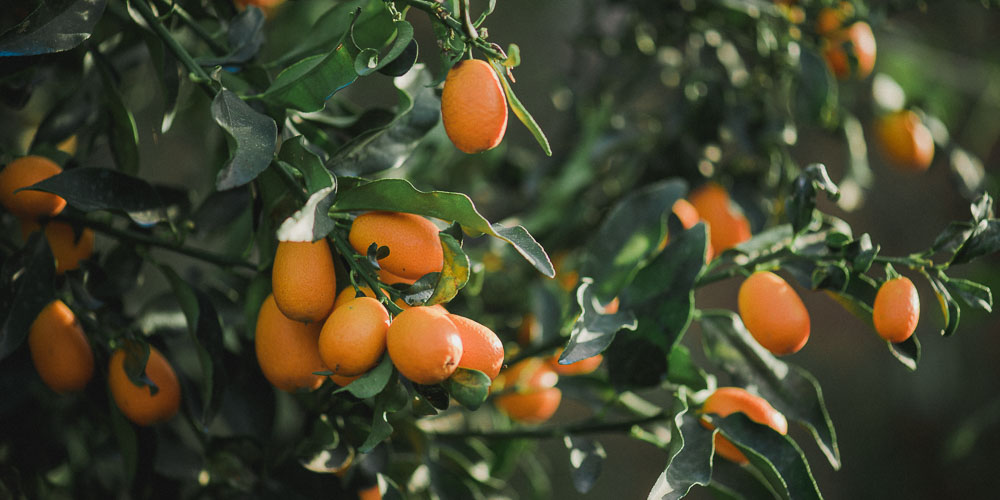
425;411;672;440
55;212;257;270
157;0;228;55
132;0;219;95
393;0;505;60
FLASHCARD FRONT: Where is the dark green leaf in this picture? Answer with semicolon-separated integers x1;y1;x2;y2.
605;335;667;389
787;164;839;235
144;35;180;133
924;271;961;336
700;311;840;469
970;192;993;222
275;186;337;242
666;345;708;392
349;0;396;51
378;39;418;77
413;382;450;410
944;277;993;313
930;221;974;256
120;339;156;394
444;367;491;410
810;263;848;293
713;414;822;500
195;6;265;67
354;48;380;76
298;415;353;473
565;436;606;494
159;266;227;427
795;48;836;123
369;21;414;73
0;233;55;360
212;90;278;190
845;233;878;274
331;178;553;277
337;353;392;399
0;0;106;56
489;59;551;156
887;334;920;372
277;136;334;194
425;232;470;306
582;179;685;301
359;376;408;452
397;273;438;306
647;392;714;500
560;278;637;363
257;44;357;113
94;54;139;175
26;167;174;225
330;65;440;176
952;219;1000;265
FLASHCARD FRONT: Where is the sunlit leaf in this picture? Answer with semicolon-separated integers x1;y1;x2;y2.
275;186;337;242
425;232;470;306
924;270;961;336
952;219;1000;265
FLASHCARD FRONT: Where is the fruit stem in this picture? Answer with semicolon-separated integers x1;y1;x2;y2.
424;410;672;440
328;231;405;315
393;0;505;60
54;212;257;270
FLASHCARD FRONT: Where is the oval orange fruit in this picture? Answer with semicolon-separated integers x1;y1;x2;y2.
448;314;504;380
823;21;876;80
549;348;603;376
493;358;561;423
272;239;337;323
386;306;462;385
689;183;752;254
319;297;390;376
108;345;181;426
22;219;95;274
440;59;508;154
0;155;66;218
873;276;919;343
701;387;788;464
28;300;94;393
348;211;443;280
738;271;810;355
255;294;328;392
875;110;934;172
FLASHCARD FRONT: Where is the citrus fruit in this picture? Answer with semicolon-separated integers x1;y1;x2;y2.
108;345;181;426
255;294;328;392
348;211;443;280
56;135;78;156
700;387;788;464
493;358;561;423
661;199;715;260
689;183;752;254
873;276;920;343
319;297;390;376
21;219;95;274
28;300;94;393
386;307;462;385
448;314;504;380
440;59;508;154
330;373;361;387
738;271;811;355
0;155;66;218
815;2;853;36
272;239;337;323
358;485;381;500
378;268;416;286
823;21;876;80
549;348;603;376
333;284;446;313
516;313;540;347
875;110;934;172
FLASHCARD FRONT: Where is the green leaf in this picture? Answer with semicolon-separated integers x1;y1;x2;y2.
94;53;139;175
713;414;822;500
354;21;414;76
970;192;993;222
887;335;920;372
930;221;975;256
786;164;839;235
582;179;686;301
277;136;334;194
647;392;714;500
488;59;551;156
425;232;470;306
700;311;840;470
412;382;449;411
560;278;638;364
0;233;56;361
444;367;491;410
844;233;878;274
211;90;278;190
378;39;418;77
331;178;553;277
924;270;961;336
944;277;993;313
120;339;156;393
359;375;408;452
256;44;357;113
0;0;106;56
952;219;1000;265
195;6;265;67
795;48;836;123
564;436;606;494
604;335;667;389
25;167;175;225
337;353;393;399
330;65;440;176
297;415;353;473
159;266;227;427
275;186;337;242
666;345;708;392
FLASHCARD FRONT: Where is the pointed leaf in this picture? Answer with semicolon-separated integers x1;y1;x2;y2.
359;376;408;452
700;311;840;469
336;353;393;399
257;44;357;112
25;167;174;225
565;436;606;494
647;392;714;500
425;232;469;306
944;277;993;313
488;59;551;156
561;278;638;363
444;367;490;410
924;270;961;336
0;233;56;360
276;186;337;242
277;135;335;194
0;0;106;56
212;90;278;190
952;219;1000;265
331;178;553;276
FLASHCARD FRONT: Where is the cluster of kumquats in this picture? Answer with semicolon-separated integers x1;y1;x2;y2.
0;153;182;427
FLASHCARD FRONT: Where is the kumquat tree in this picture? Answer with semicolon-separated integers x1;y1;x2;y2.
4;0;1000;498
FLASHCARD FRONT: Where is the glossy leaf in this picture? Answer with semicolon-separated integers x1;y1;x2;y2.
330;65;440;176
930;221;974;256
582;179;686;301
700;311;840;469
94;54;140;175
195;6;265;67
359;376;408;452
952;219;1000;265
925;270;961;336
0;0;106;57
413;382;449;411
565;436;606;494
378;39;418;77
277;136;335;194
647;392;714;500
713;414;822;500
444;367;491;410
337;353;392;399
212;90;277;190
489;59;552;156
159;266;227;427
257;44;357;113
25;167;175;225
275;186;337;242
425;233;470;306
331;178;553;277
666;345;708;392
0;233;55;361
887;335;921;372
560;278;638;364
355;21;413;76
297;415;353;474
786;164;839;235
944;277;993;313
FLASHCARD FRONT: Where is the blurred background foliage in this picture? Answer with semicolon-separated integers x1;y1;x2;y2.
2;0;1000;498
